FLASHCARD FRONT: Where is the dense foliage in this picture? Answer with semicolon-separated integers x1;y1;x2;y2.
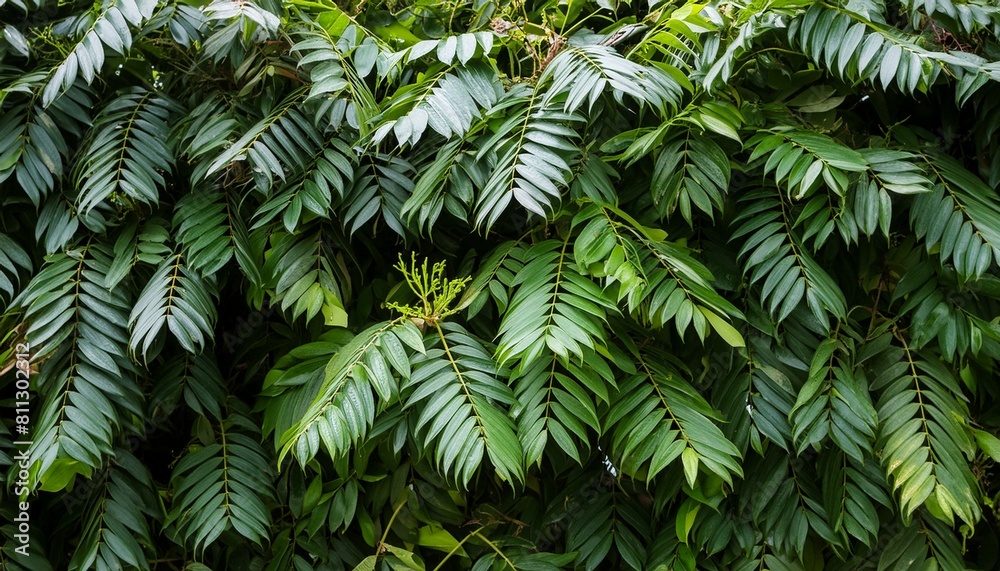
3;0;1000;568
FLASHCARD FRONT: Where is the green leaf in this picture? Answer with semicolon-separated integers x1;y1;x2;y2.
68;450;159;571
975;429;1000;462
129;254;217;361
72;89;177;228
279;321;413;466
406;322;523;485
496;239;616;371
166;414;276;550
700;308;745;348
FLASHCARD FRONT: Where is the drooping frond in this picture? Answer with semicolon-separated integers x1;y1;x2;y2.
151;350;227;421
732;188;848;327
604;339;743;486
406;322;523;486
339;152;415;236
790;333;878;461
910;153;1000;279
789;3;999;100
651;130;731;223
290;24;379;130
204;95;323;194
746;129;869;200
475;92;584;229
41;0;158;106
870;330;980;525
72;88;177;227
13;242;142;489
373;61;503;147
199;0;281;65
512;348;612;466
789;147;935;249
713;336;799;455
817;451;891;549
573;202;745;345
0;233;30;310
129;253;217;360
174;98;240;184
0;80;92;204
252;136;355;233
258;230;347;325
174;189;260;282
495;239;617;370
890;257;1000;360
743;449;840;557
862;148;935;196
166;412;276;550
564;477;652;570
144;2;208;48
402;139;490;233
104;217;171;290
540;42;684;116
278;320;420;467
259;330;350;449
69;450;160;571
876;516;968;569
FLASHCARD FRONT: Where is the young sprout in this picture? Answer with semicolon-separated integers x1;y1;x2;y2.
387;253;471;329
